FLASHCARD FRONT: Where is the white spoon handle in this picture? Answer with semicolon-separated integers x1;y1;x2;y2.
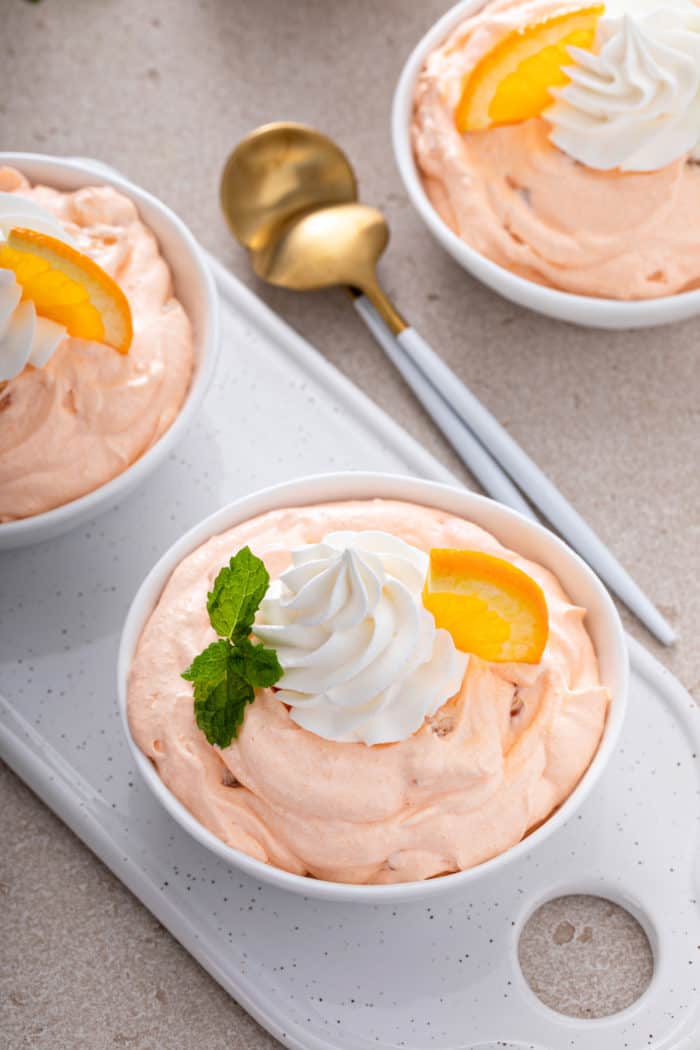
353;297;533;518
391;323;675;647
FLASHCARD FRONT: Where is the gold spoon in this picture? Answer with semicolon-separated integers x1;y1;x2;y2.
219;125;538;513
220;122;405;334
218;123;676;646
249;201;406;334
220;122;358;254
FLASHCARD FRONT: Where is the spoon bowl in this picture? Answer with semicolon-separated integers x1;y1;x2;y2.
251;203;390;293
221;122;406;332
220;122;358;253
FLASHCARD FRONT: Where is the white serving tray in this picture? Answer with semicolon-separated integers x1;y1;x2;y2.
1;257;698;1050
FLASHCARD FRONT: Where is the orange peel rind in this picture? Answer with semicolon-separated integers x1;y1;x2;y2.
423;548;550;664
0;227;133;353
456;5;604;133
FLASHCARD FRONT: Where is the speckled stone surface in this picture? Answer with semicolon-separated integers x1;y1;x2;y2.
518;895;654;1020
1;0;697;1047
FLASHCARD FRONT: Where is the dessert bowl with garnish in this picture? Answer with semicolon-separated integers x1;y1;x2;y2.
0;153;219;549
393;0;700;328
118;473;628;903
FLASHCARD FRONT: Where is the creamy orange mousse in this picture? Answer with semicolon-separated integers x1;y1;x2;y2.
0;167;194;521
128;499;610;885
412;0;700;300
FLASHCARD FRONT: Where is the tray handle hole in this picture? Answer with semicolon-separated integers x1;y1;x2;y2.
518;894;654;1019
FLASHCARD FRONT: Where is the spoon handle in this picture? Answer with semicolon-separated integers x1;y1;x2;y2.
353;297;533;517
393;323;675;648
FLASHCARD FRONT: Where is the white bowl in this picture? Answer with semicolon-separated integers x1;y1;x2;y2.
392;0;700;330
0;152;220;549
118;472;629;904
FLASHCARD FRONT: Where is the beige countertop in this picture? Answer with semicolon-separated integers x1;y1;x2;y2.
1;1;697;1047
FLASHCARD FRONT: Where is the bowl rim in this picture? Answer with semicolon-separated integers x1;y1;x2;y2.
0;151;220;542
391;0;700;326
117;471;630;903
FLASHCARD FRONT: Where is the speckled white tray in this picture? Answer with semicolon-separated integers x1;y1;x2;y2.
1;257;699;1050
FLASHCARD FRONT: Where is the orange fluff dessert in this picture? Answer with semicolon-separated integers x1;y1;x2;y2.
127;499;610;885
413;0;700;299
0;167;194;521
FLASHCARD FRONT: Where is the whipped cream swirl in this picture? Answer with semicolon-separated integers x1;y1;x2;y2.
0;193;73;382
253;531;468;746
547;1;700;172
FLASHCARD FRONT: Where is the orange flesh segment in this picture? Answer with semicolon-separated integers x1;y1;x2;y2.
423;549;549;664
0;227;133;353
456;6;604;133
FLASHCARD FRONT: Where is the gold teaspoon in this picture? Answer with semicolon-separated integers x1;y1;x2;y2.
220;122;406;333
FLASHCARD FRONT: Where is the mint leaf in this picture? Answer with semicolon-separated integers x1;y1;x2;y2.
207;546;270;640
232;637;284;689
193;665;254;748
182;639;230;700
183;547;283;748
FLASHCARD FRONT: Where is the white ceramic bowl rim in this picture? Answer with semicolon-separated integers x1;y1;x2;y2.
0;152;220;544
391;0;700;328
118;472;629;904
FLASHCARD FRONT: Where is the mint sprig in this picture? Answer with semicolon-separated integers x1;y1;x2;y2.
182;547;283;747
207;546;270;641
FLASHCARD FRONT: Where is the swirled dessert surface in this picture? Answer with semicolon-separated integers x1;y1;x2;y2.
0;167;193;521
128;499;609;885
412;0;700;300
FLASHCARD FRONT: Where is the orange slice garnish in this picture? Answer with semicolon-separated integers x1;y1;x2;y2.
423;549;549;664
0;227;132;353
456;5;604;133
